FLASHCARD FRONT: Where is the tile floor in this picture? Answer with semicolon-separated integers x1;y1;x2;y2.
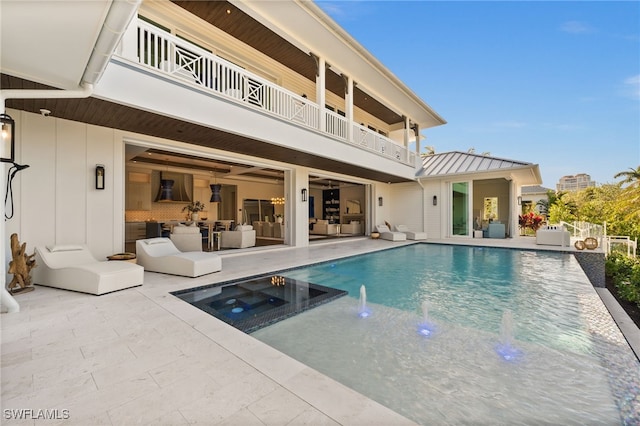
1;237;636;425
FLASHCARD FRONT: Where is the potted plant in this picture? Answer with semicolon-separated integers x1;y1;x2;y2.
182;200;205;221
274;213;283;223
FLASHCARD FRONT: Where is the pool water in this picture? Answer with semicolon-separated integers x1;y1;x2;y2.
252;244;640;425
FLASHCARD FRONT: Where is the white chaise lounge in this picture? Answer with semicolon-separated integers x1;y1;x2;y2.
375;225;407;241
394;225;427;240
32;245;144;295
136;238;222;277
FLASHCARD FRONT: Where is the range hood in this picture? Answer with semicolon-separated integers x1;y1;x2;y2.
154;172;192;203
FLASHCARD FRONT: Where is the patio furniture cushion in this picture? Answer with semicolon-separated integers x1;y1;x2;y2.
310;220;338;235
536;226;570;246
395;225;426;240
221;227;256;249
32;245;144;295
375;225;406;241
170;225;203;252
136;238;221;277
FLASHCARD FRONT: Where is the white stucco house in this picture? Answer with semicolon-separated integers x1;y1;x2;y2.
1;1;541;292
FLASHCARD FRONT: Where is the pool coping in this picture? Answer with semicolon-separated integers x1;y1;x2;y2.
596;288;640;360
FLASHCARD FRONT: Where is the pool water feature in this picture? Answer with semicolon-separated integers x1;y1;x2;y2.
252;244;640;425
172;275;347;333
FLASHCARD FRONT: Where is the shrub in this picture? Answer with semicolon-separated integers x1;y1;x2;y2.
606;252;640;305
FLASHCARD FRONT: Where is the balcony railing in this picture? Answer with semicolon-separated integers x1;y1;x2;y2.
123;19;415;166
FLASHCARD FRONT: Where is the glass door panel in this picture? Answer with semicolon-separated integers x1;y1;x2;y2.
452;182;469;236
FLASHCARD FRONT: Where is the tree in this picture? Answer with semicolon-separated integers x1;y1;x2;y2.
548;200;576;224
614;166;640;188
537;189;560;216
420;146;436;157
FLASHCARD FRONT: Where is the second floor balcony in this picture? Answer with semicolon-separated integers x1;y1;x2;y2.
116;19;417;168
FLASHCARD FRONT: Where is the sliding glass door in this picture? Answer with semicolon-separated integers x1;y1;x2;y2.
242;199;275;224
452;182;469;236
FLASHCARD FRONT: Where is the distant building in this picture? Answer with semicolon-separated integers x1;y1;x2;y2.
556;174;596;192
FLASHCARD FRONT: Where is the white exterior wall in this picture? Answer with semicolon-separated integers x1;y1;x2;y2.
5;109;125;263
423;180;444;239
388;182;424;232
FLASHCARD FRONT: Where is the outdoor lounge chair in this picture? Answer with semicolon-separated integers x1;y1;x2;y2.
375;225;407;241
394;225;427;240
32;245;144;295
136;238;222;277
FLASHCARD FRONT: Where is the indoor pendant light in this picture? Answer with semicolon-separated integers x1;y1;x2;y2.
210;168;222;202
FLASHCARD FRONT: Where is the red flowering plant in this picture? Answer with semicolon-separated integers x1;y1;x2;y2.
518;211;544;234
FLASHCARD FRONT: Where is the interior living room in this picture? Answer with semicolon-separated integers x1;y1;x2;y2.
124;145;368;253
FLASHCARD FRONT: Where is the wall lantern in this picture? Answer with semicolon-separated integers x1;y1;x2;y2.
432;195;438;206
95;164;105;190
517;196;522;205
1;113;15;163
301;188;307;202
210;184;222;202
378;196;383;207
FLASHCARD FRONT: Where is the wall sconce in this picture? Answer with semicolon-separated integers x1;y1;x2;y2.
301;188;307;202
432;195;438;206
1;113;15;163
378;196;383;206
95;164;105;190
517;196;522;205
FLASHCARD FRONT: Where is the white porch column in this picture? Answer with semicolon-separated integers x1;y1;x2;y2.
414;123;421;156
346;75;354;143
403;116;410;149
316;56;326;134
288;168;310;248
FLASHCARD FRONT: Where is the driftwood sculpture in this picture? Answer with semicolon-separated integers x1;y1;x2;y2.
7;233;36;294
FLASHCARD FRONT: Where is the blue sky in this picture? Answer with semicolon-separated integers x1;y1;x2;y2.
316;1;640;188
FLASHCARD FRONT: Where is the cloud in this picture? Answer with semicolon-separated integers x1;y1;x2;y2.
491;121;527;129
316;1;373;22
623;74;640;100
560;21;595;34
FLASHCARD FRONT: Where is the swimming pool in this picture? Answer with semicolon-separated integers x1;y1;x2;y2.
252;244;640;425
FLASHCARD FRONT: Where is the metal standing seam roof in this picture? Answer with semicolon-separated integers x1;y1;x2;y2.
416;151;533;178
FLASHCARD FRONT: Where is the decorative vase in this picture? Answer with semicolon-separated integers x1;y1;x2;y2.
277;217;283;223
191;212;199;221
